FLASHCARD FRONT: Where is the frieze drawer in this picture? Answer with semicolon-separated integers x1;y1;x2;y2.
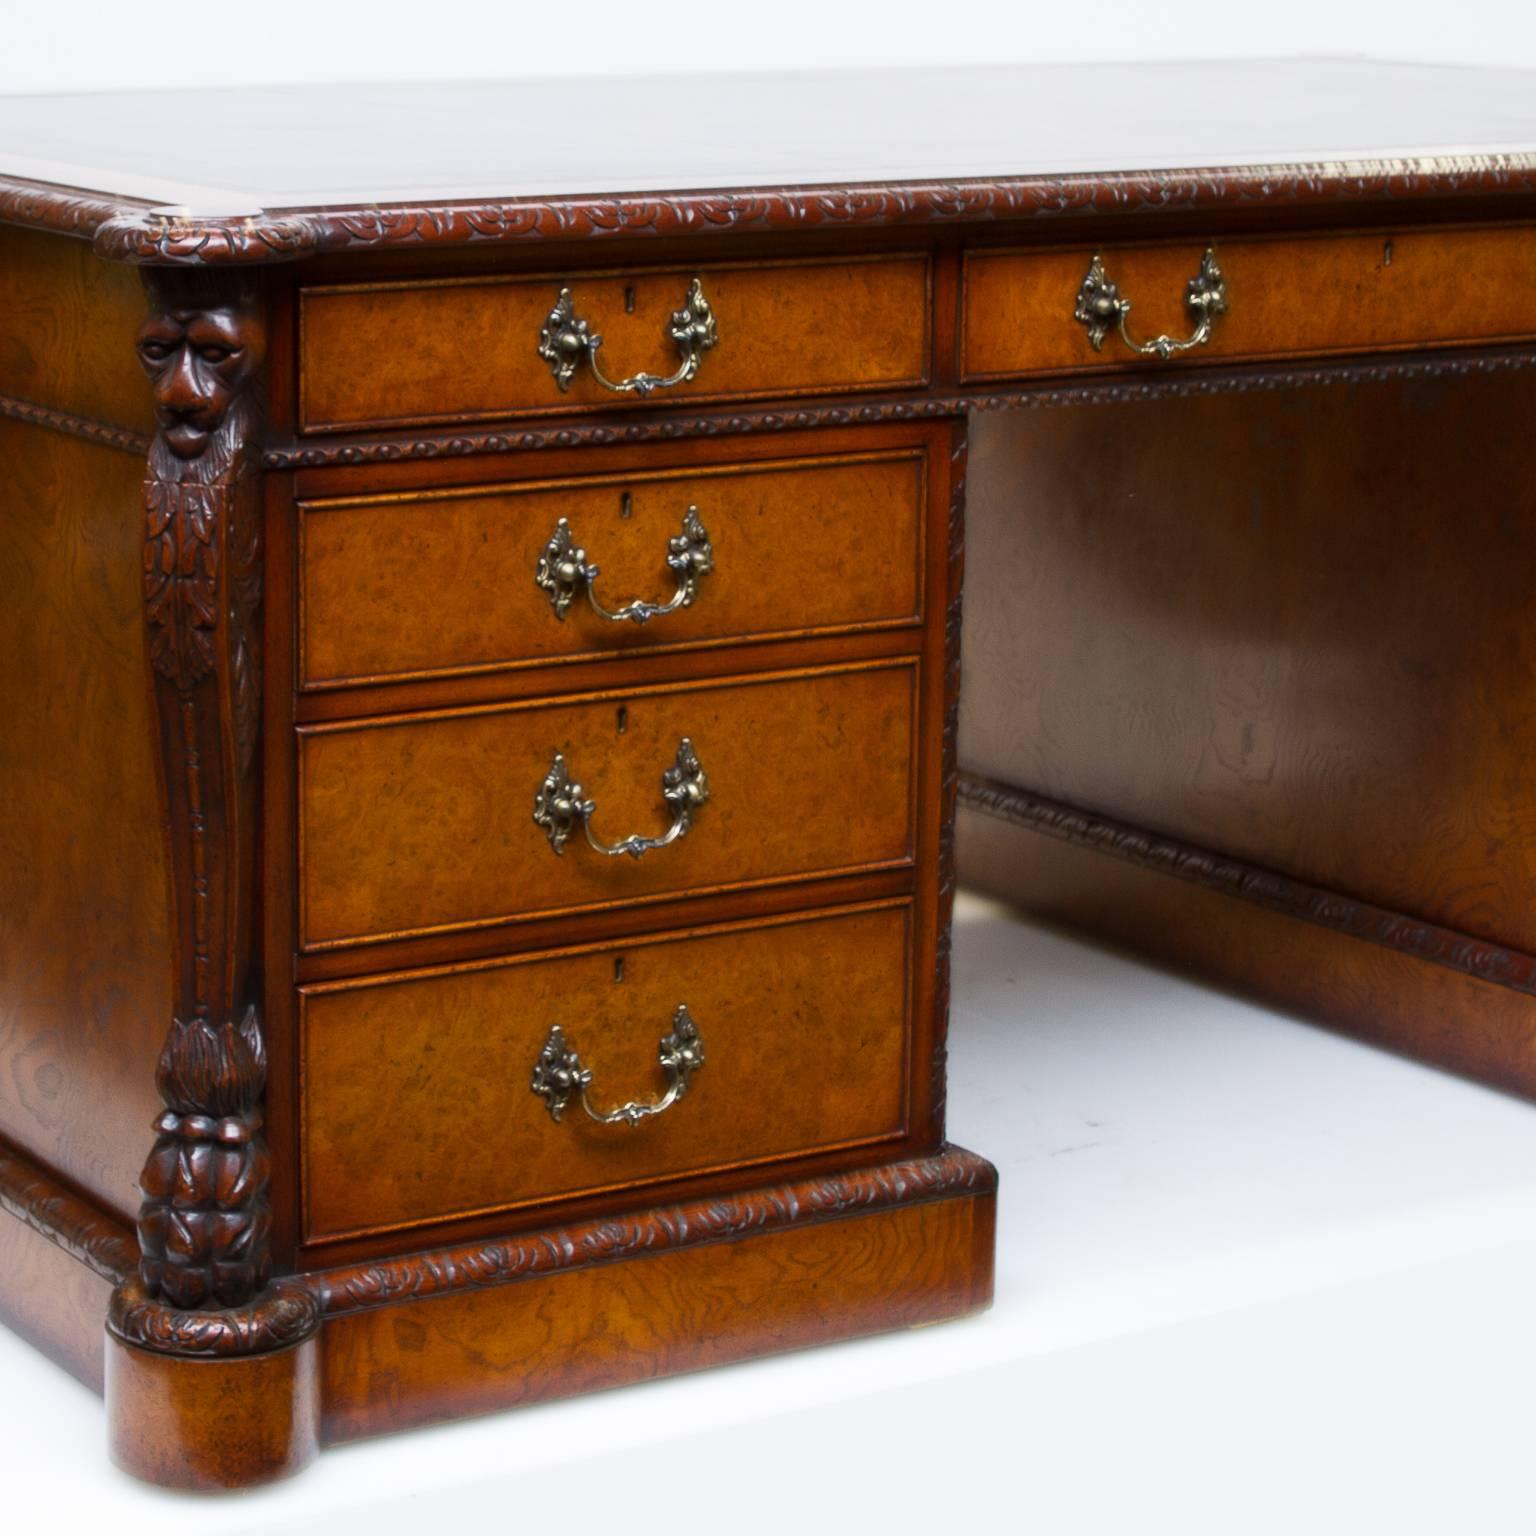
298;253;931;432
298;447;927;689
297;660;918;950
962;225;1536;381
298;901;914;1242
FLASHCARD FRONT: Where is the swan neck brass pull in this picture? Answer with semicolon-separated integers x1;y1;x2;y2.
538;277;718;396
1074;248;1227;359
533;738;709;859
535;507;713;624
531;1006;705;1126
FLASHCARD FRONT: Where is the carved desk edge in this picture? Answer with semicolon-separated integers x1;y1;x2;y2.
958;775;1536;1001
7;154;1536;266
11;344;1536;472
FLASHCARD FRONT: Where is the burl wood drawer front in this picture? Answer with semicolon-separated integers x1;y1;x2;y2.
299;449;924;689
298;255;931;432
299;902;911;1241
298;661;916;950
962;225;1536;380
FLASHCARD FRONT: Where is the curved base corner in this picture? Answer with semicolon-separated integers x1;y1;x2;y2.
104;1281;323;1492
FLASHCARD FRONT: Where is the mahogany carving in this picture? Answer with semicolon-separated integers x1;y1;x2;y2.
13;154;1533;267
109;1277;322;1358
263;344;1536;471
127;271;283;1331
958;775;1536;999
0;1142;137;1285
0;390;149;454
312;1145;996;1317
0;174;130;245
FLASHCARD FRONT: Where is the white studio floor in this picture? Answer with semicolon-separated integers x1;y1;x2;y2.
6;891;1536;1535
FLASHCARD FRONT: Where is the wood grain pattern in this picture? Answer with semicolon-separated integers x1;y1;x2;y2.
299;448;925;688
107;1330;320;1490
318;1186;994;1443
0;421;170;1217
963;224;1536;379
298;661;917;950
308;1145;994;1310
957;801;1536;1097
0;224;154;430
957;378;1536;955
299;902;912;1242
298;256;931;431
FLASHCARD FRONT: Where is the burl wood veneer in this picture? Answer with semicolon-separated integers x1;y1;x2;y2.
298;662;917;947
9;56;1536;1490
298;254;932;430
298;448;925;687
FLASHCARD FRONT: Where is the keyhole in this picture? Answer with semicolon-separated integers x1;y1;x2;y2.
624;285;637;313
1383;239;1394;267
620;491;633;520
616;705;628;734
614;956;625;983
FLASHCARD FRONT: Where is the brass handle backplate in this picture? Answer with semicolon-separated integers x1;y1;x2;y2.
538;277;719;396
1073;247;1227;359
533;737;709;859
531;1006;705;1126
534;507;713;624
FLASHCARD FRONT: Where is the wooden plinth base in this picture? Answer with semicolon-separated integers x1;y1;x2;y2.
3;1144;996;1490
957;784;1536;1097
107;1332;321;1491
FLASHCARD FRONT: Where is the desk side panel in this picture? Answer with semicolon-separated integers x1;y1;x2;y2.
0;418;170;1217
0;225;154;433
958;377;1536;958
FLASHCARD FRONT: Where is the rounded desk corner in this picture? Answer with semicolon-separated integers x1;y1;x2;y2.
104;1280;324;1492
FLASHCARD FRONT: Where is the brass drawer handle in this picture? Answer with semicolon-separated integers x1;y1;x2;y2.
1074;247;1227;359
533;737;709;859
538;277;719;396
535;507;713;624
532;1006;705;1126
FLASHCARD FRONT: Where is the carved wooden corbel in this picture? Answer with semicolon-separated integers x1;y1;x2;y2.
131;268;275;1317
107;269;319;1489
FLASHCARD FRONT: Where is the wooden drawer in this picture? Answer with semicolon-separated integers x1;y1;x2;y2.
962;225;1536;381
299;448;926;689
298;661;917;950
299;902;912;1242
298;254;931;432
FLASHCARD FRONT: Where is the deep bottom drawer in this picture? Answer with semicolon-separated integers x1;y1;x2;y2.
299;901;913;1242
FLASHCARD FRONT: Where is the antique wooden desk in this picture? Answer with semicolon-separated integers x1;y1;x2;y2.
4;58;1536;1489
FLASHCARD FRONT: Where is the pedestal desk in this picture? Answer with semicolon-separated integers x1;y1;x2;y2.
3;58;1536;1488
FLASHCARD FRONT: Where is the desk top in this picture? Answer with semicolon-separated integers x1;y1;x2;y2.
5;58;1536;266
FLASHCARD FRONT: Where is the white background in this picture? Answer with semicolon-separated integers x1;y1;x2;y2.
1;0;1535;94
6;6;1536;1532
